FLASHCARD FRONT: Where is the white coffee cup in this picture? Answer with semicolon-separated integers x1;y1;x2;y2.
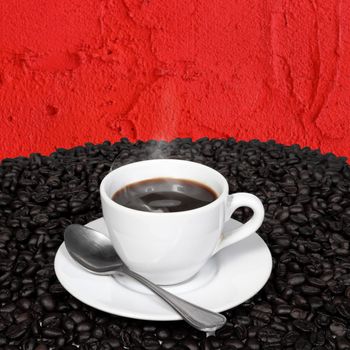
100;159;265;285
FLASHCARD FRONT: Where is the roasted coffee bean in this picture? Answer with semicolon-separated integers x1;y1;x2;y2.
77;321;93;332
253;304;272;314
69;310;86;324
216;323;234;339
287;273;305;286
310;331;326;346
293;294;308;308
39;294;56;311
0;302;16;312
106;323;120;337
1;139;350;348
281;286;293;300
32;192;49;204
20;284;35;298
328;280;345;294
130;329;142;345
293;320;314;333
250;310;270;323
170;346;189;350
0;288;11;301
92;326;104;339
223;339;244;349
157;328;171;340
300;285;321;295
260;344;282;350
309;296;323;309
67;298;82;310
315;313;330;327
246;338;260;350
182;338;199;350
77;331;91;343
270;321;287;332
290;214;308;224
49;283;65;294
23;277;35;285
143;325;157;332
99;343;112;350
0;193;12;206
329;321;346;336
42;327;63;338
275;304;291;316
234;324;247;340
208;337;223;348
14;311;32;323
307;277;326;288
172;329;188;340
295;338;311;350
5;322;28;339
0;319;10;332
337;303;350;318
258;328;282;343
22;338;36;350
23;263;39;276
56;336;66;347
16;229;30;242
290;308;307;320
161;339;177;349
63;317;75;331
340;273;350;285
120;329;131;347
287;261;300;272
34;345;48;350
142;338;160;350
337;337;350;350
236;314;251;326
42;314;61;328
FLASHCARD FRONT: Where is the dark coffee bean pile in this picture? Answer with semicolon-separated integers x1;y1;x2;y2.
0;138;349;350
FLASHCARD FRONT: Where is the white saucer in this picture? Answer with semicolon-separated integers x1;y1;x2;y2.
54;218;272;321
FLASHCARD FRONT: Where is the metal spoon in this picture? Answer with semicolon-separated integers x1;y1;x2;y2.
64;224;226;332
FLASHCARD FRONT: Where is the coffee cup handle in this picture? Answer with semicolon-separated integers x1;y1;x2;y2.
212;193;265;255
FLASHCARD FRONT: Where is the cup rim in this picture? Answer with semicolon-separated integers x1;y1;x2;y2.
100;159;229;216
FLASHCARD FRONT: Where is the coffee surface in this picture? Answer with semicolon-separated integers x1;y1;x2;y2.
112;178;217;212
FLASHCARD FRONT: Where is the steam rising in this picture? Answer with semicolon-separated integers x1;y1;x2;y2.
114;83;189;211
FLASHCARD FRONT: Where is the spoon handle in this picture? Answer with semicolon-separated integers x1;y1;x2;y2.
122;268;226;332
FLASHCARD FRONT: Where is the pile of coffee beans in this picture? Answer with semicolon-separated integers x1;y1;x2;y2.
0;138;349;350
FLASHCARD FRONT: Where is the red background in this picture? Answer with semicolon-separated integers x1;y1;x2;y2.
0;0;349;160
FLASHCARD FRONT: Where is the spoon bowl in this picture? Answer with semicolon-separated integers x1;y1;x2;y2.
64;224;122;274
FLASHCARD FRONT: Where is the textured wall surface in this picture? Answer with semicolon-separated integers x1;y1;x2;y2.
0;0;349;159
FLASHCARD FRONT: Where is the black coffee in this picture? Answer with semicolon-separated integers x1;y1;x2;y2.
112;178;217;213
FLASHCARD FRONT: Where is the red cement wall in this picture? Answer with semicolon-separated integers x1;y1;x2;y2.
0;0;349;160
